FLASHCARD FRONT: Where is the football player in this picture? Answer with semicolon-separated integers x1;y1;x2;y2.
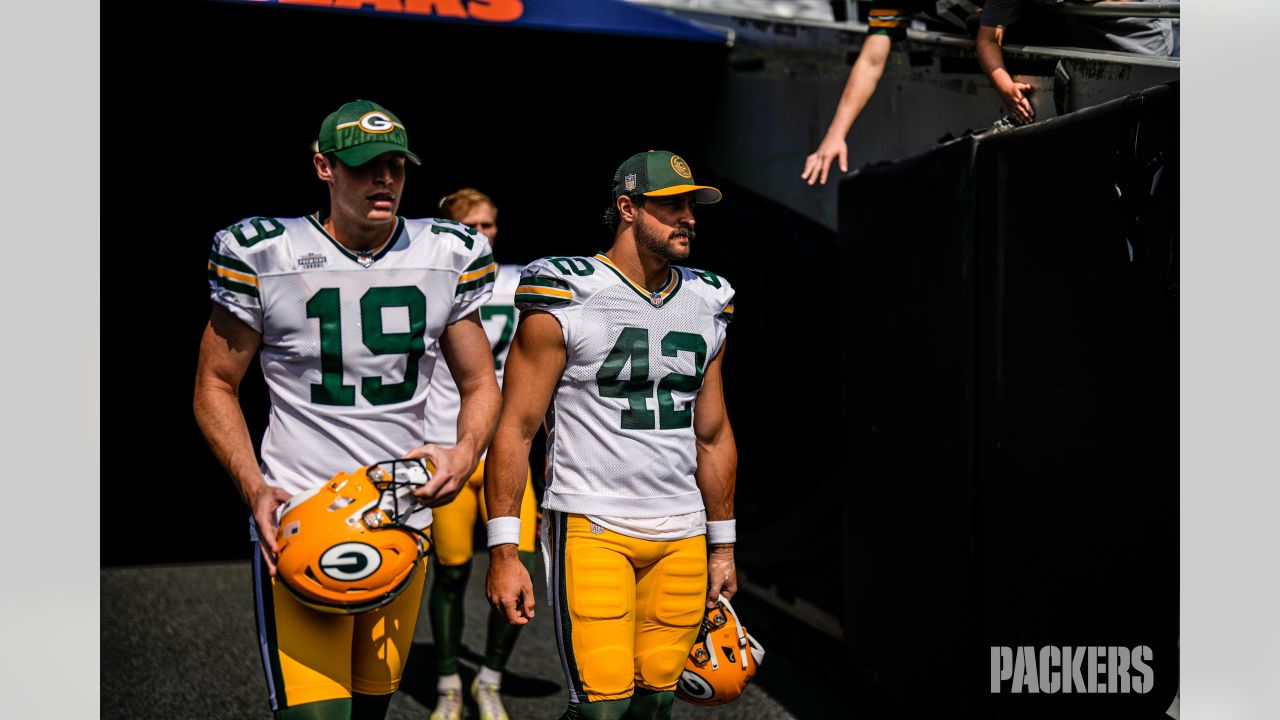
484;151;739;720
423;188;539;720
194;100;501;720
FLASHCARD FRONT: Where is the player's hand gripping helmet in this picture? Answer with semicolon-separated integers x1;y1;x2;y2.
676;596;765;705
274;458;433;614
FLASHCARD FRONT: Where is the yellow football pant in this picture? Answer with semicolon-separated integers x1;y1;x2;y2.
544;511;707;703
252;548;426;710
431;459;538;566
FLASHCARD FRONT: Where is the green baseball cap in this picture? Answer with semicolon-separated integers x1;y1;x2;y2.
611;150;722;204
316;99;422;167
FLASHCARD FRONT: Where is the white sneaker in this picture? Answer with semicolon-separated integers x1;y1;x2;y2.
471;677;510;720
430;688;465;720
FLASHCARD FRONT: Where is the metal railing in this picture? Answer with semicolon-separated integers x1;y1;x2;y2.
1046;2;1179;19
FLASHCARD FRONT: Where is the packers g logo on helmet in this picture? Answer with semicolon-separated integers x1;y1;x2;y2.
675;597;765;706
275;458;433;614
318;542;382;581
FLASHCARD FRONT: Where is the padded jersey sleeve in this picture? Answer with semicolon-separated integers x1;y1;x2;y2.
207;217;272;333
437;219;496;324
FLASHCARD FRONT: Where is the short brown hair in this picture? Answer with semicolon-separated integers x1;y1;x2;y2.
439;187;498;222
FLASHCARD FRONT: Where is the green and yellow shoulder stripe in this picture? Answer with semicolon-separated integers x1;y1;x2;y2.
515;270;573;306
208;243;259;299
720;293;735;322
457;251;497;295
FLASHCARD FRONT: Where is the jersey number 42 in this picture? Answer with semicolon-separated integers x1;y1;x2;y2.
596;326;706;431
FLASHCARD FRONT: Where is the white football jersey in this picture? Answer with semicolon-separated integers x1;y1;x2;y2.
208;213;496;529
422;263;520;447
515;253;735;518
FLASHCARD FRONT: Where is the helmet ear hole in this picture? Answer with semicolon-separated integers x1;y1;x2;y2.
691;645;711;667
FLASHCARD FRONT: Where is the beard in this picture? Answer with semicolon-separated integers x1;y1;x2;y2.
636;220;694;262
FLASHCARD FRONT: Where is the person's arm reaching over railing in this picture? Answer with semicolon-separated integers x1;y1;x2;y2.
802;33;892;185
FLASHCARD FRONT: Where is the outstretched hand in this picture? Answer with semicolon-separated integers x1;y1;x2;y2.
801;136;849;186
997;79;1035;125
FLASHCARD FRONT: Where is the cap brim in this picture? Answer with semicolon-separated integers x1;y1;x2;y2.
643;184;722;204
333;142;422;167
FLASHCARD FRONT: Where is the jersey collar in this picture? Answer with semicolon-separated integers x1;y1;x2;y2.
308;212;404;268
594;253;682;309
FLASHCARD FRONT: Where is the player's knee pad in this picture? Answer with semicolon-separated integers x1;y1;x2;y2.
579;640;635;699
636;646;692;692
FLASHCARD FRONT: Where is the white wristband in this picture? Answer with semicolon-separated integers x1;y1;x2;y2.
707;519;736;545
486;516;522;548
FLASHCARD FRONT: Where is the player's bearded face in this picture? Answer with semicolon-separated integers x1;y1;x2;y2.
636;198;695;262
332;153;406;226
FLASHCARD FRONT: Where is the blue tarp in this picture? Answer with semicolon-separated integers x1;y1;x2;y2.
216;0;729;44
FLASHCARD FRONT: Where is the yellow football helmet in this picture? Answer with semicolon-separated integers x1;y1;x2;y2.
274;458;433;614
675;597;765;706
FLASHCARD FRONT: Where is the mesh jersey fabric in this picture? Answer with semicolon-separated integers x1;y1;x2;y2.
422;263;520;448
515;254;734;518
208;214;495;529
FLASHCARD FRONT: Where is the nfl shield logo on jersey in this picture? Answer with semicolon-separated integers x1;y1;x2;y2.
625;173;637;192
357;252;375;268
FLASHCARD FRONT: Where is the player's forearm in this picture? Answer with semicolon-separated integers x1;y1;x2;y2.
695;425;738;522
485;417;535;520
193;383;266;505
453;376;501;472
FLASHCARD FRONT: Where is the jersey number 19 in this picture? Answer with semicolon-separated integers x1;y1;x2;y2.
305;286;426;406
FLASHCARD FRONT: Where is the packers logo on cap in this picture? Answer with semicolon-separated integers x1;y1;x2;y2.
671;155;693;179
356;112;397;134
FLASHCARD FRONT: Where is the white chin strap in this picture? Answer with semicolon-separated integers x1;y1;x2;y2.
708;596;751;671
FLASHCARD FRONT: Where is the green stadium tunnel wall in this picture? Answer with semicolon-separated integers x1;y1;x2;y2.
838;83;1178;718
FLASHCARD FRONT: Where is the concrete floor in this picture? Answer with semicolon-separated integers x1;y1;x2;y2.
102;554;796;720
